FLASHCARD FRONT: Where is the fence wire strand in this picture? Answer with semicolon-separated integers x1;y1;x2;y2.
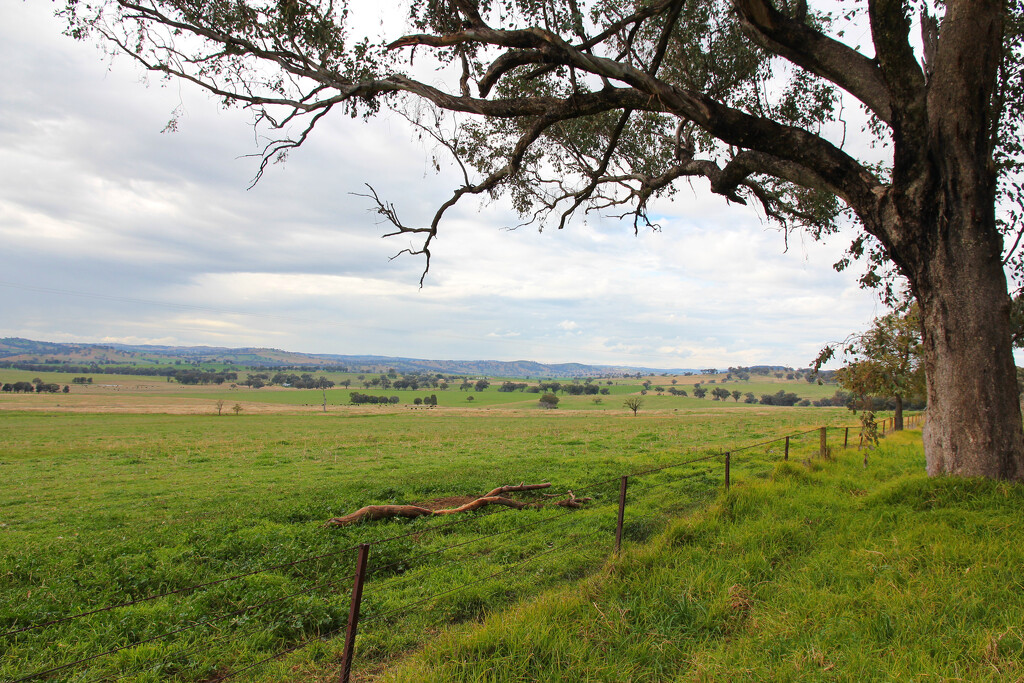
362;527;608;628
367;499;611;580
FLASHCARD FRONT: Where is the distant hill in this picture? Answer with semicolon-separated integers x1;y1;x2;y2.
0;337;707;378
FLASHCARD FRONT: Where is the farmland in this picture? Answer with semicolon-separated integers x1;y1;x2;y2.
0;367;841;414
0;374;860;682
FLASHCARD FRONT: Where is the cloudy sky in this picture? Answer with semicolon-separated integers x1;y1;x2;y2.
0;2;891;370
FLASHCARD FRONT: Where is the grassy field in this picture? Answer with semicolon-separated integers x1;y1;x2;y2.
4;361;1012;683
0;368;842;415
0;402;856;682
382;429;1024;682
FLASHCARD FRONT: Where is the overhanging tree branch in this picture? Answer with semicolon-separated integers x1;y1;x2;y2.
734;0;894;124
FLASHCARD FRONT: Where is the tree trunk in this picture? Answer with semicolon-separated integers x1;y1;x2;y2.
893;394;904;431
913;211;1024;480
886;0;1023;480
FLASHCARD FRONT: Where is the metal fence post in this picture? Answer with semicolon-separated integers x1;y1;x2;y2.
784;436;790;461
724;452;731;491
340;543;370;683
819;427;827;458
615;476;628;554
844;427;849;448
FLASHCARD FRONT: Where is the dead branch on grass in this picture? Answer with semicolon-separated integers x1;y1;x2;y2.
326;482;592;527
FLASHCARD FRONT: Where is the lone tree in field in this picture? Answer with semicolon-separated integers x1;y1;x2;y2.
623;396;644;416
828;306;925;431
314;375;335;413
63;0;1024;479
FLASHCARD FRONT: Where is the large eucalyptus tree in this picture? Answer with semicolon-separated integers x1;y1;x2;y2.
62;0;1024;479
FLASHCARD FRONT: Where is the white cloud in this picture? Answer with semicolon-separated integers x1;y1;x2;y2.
0;3;887;369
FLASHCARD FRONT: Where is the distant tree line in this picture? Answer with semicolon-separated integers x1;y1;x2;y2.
172;370;238;385
0;361;179;377
361;372;457;390
349;392;400;405
2;380;66;393
534;381;608;395
811;389;925;412
756;390;803;406
266;372;335;389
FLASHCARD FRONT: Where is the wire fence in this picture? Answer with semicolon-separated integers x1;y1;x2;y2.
2;415;923;683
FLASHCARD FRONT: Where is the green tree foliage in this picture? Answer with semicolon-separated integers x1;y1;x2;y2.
759;390;800;406
349;392;395;404
833;307;925;430
1011;292;1024;348
623;396;644;416
538;392;559;408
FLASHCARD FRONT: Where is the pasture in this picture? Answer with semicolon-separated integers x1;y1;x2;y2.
383;429;1024;683
0;368;841;414
0;396;854;681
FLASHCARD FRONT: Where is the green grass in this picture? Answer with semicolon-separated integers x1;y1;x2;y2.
381;429;1024;682
0;367;844;411
0;407;850;681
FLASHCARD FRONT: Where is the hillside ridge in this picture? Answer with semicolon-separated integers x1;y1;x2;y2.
0;336;793;378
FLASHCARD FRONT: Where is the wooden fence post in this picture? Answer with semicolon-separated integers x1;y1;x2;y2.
340;543;370;683
615;476;628;554
844;427;849;448
784;436;790;461
724;452;731;491
819;427;827;458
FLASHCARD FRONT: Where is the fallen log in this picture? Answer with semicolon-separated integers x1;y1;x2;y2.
326;496;528;527
481;482;551;497
325;504;434;526
430;495;528;515
325;482;585;527
554;490;594;508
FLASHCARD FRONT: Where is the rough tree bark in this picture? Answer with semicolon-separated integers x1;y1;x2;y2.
873;1;1024;479
914;217;1024;478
